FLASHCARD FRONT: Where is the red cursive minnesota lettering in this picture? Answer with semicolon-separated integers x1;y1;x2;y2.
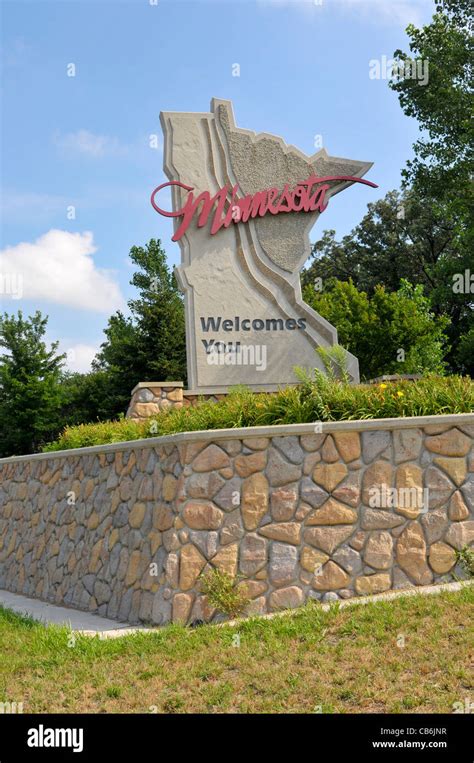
151;174;378;242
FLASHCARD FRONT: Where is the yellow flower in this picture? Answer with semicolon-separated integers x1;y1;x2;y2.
379;383;387;389
397;391;404;397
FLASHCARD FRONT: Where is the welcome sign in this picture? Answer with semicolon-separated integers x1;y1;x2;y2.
153;98;377;392
151;173;377;242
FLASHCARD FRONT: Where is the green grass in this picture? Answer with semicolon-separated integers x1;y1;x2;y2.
0;587;472;713
43;374;473;452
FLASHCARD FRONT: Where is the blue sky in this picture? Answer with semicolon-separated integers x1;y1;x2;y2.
1;0;434;371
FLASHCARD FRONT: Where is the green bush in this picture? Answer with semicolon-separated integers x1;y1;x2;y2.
42;416;150;451
41;374;473;453
455;546;474;578
199;569;249;619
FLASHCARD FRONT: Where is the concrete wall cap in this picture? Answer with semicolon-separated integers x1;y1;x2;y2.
1;412;472;466
131;381;184;394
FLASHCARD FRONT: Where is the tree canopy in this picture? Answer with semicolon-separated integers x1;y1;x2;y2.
0;311;65;456
304;0;473;373
303;278;450;380
92;239;186;418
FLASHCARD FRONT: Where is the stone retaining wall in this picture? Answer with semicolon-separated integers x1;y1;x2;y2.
127;381;264;420
126;382;185;419
0;415;473;625
126;382;228;420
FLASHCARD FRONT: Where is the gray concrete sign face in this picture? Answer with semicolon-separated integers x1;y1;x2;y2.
157;98;376;392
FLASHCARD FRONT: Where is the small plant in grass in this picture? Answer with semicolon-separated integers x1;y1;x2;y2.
455;546;474;577
316;344;351;383
105;686;121;698
199;569;249;619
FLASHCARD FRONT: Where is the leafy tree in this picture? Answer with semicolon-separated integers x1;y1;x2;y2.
456;328;474;376
304;1;473;373
389;0;473;369
92;312;141;419
302;189;461;295
302;188;471;371
0;311;66;456
389;0;473;222
302;278;450;379
58;370;114;426
93;239;186;417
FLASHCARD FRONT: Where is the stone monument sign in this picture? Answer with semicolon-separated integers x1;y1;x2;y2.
152;98;377;393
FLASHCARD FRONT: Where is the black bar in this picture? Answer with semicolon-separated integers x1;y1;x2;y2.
0;712;471;761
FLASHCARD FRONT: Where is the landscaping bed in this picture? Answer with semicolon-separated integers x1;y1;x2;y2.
43;375;474;452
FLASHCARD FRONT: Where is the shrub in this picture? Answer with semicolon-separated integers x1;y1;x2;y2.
199;569;249;619
42;374;473;453
455;546;474;578
42;415;150;451
457;328;474;377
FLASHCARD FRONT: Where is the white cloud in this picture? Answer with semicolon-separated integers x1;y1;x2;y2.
2;37;30;69
1;191;71;223
52;129;161;159
0;229;124;313
258;0;430;26
1;185;149;225
63;342;98;373
338;0;428;26
53;129;127;158
256;0;317;15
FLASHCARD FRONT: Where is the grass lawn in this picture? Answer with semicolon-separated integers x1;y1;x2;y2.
0;587;472;714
